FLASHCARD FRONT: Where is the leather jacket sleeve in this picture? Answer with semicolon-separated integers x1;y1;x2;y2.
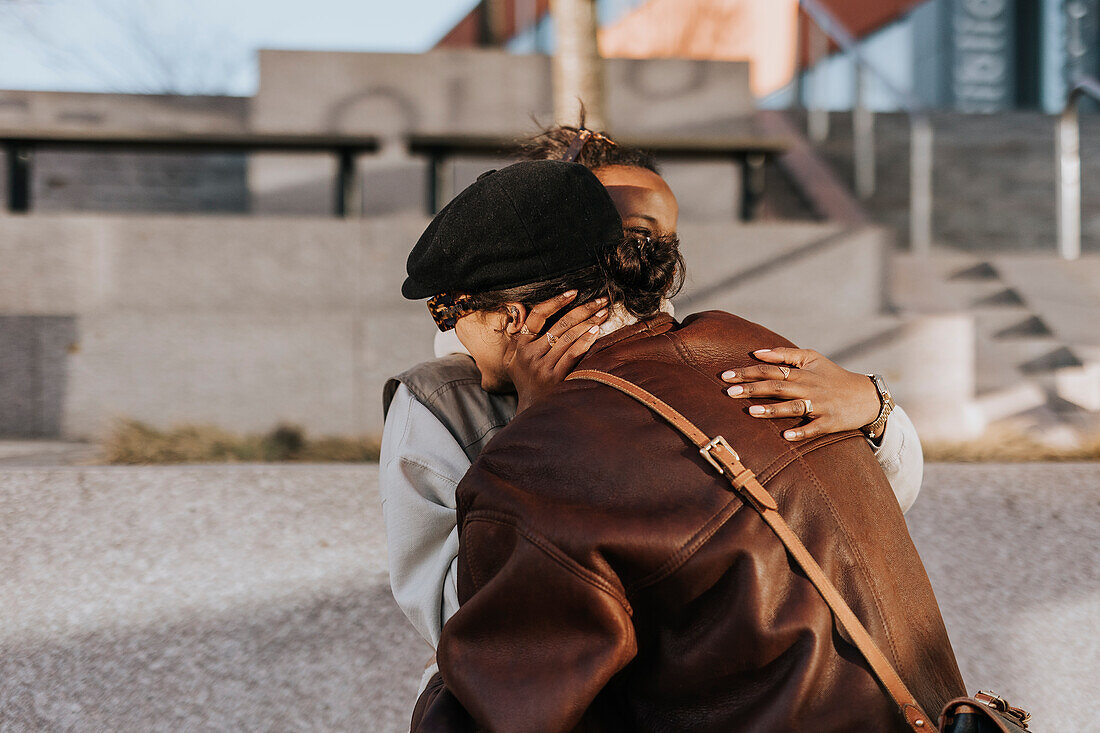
414;509;638;733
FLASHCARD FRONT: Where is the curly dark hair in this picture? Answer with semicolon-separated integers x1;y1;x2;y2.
467;230;684;324
516;119;659;174
469;118;676;329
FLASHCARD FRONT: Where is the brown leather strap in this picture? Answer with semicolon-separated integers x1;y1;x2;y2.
567;370;933;731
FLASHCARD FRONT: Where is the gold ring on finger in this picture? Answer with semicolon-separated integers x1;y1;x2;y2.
546;332;558;346
802;398;814;418
778;366;791;380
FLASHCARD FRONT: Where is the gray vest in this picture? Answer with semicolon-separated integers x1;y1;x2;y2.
382;354;518;463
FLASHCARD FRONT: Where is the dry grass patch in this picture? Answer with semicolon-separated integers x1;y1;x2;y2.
923;426;1100;462
101;420;380;464
99;420;1100;464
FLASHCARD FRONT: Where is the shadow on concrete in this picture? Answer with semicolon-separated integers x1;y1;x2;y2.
0;580;428;733
908;464;1100;731
0;316;76;438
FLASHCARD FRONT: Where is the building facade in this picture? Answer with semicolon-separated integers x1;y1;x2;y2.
439;0;1100;113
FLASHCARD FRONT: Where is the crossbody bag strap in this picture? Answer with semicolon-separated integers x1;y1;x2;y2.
566;370;934;731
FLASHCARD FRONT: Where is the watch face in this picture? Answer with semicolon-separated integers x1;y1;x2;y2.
862;375;895;439
872;374;892;403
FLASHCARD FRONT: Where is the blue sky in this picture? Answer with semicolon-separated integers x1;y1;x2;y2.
0;0;480;95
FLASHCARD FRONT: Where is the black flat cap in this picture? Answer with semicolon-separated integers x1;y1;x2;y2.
402;160;623;299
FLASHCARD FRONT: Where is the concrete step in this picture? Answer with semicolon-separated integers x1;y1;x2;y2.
890;254;1006;313
993;315;1055;339
975;336;1080;396
733;312;905;360
972;381;1048;424
676;223;888;320
988;256;1100;348
890;252;1098;426
969;306;1043;340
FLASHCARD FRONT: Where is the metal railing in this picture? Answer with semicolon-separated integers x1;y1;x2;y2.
1057;75;1100;260
798;0;934;255
1;130;787;219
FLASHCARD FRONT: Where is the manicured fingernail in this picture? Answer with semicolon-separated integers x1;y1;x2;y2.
721;370;738;380
564;290;578;298
784;430;799;440
596;309;608;317
754;349;771;355
588;325;600;334
749;406;766;416
726;385;743;396
597;297;608;305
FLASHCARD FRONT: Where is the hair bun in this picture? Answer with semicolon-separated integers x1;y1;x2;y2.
600;230;684;317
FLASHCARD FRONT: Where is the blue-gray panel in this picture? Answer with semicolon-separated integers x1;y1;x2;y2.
951;0;1017;112
0;316;77;438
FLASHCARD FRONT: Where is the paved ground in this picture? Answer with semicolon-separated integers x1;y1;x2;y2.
0;441;100;467
0;463;1096;731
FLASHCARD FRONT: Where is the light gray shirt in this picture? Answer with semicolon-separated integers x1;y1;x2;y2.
379;382;924;651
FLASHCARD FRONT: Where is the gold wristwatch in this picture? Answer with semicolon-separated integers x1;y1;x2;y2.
860;374;895;440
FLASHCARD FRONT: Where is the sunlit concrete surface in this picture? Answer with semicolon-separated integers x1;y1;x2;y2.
0;441;99;467
0;463;1095;731
0;465;427;732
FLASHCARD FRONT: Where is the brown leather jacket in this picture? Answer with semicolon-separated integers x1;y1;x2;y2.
413;311;965;732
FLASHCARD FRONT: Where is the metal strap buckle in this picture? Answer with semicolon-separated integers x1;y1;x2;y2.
976;691;1031;728
700;435;738;474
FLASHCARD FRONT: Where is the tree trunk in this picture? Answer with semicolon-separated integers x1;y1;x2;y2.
551;0;607;130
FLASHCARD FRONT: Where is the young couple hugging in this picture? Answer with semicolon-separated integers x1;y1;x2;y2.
380;126;965;732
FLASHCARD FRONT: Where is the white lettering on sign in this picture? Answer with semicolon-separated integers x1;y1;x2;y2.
953;0;1011;112
963;0;1008;20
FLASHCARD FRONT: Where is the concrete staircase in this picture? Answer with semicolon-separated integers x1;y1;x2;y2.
671;221;990;440
673;221;905;358
891;253;1100;435
757;108;1100;438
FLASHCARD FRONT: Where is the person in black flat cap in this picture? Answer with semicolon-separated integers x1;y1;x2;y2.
400;160;641;394
385;158;965;732
381;139;928;714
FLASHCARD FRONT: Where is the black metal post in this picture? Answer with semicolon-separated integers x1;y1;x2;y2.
334;147;356;218
5;142;31;213
425;150;441;216
740;153;766;221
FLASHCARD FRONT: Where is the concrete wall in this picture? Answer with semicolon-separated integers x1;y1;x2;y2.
248;153;338;216
0;90;248;136
0;316;77;437
252;50;754;139
0;213;434;439
0;212;983;441
248;49;755;216
2;214;915;440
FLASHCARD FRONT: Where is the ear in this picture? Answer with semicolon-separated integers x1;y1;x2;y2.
502;302;528;336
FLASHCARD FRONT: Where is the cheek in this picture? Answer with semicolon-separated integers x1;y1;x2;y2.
454;316;506;368
453;321;475;353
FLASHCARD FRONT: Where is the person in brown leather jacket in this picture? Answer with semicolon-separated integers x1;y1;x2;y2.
404;159;966;732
